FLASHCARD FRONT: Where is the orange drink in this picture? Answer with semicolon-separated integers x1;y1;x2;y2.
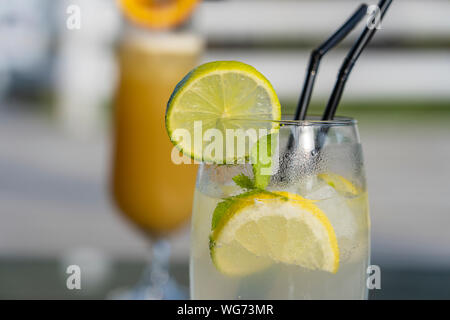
112;30;203;236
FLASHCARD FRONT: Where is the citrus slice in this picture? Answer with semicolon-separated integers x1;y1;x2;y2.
166;61;281;163
119;0;200;30
318;173;360;196
210;191;339;276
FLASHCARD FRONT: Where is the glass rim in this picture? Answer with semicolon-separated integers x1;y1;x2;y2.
277;116;357;126
232;116;357;127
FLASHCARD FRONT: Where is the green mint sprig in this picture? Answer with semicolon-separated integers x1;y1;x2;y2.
211;133;278;231
232;133;277;191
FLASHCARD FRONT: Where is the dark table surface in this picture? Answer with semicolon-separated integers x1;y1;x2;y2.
1;257;449;300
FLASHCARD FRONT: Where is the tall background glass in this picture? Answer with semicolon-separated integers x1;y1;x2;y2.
112;27;203;299
190;118;370;299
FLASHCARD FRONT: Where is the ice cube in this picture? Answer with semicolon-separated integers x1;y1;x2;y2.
305;183;358;261
304;183;336;200
197;164;253;198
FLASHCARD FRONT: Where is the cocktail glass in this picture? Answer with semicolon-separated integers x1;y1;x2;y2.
112;28;203;299
190;117;370;300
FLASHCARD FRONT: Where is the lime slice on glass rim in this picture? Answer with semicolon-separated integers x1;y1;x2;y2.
165;61;281;163
209;191;340;276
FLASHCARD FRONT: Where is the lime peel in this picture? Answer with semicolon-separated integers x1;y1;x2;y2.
165;61;281;163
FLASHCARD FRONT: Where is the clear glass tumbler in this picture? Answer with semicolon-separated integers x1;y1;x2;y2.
190;117;370;300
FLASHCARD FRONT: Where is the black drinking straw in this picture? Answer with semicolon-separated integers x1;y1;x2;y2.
322;0;393;120
282;0;393;182
294;4;368;121
305;0;393;155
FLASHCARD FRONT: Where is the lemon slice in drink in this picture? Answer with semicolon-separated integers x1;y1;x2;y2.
318;173;360;196
166;61;281;163
210;191;339;276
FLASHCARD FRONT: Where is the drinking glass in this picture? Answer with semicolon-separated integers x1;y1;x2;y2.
190;117;370;299
111;28;203;299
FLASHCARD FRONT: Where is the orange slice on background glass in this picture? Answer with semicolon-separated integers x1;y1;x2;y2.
119;0;201;29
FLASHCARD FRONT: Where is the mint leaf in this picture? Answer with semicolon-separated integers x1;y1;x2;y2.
232;173;255;190
212;134;278;232
251;133;277;189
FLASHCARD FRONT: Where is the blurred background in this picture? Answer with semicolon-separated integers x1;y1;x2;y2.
0;0;449;299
